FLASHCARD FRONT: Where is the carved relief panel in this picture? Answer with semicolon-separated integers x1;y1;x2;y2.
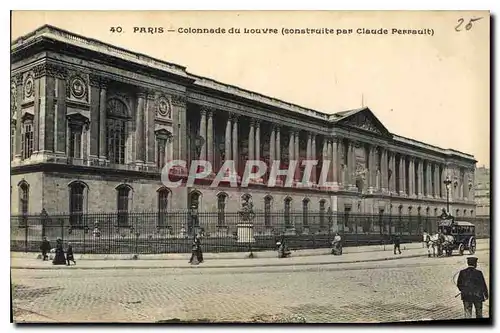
66;71;89;103
23;71;35;103
155;95;173;122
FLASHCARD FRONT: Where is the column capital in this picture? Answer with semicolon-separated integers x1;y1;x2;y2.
171;94;187;107
200;105;215;115
199;108;207;116
249;118;256;126
137;91;147;99
254;119;261;127
230;113;239;121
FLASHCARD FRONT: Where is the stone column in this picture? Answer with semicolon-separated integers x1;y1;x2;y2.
248;119;255;161
326;139;332;182
433;163;439;198
348;140;356;189
311;134;317;183
145;93;156;165
305;132;312;183
288;130;295;162
417;159;423;197
431;163;436;198
269;125;276;162
381;148;388;193
425;161;432;198
135;92;145;163
98;83;107;160
321;138;328;185
440;165;446;199
199;108;207;161
232;115;238;172
276;126;281;160
410;156;417;197
331;137;338;185
389;152;395;193
207;109;214;165
294;130;300;181
368;145;375;192
224;116;232;161
13;74;23;160
399;155;406;196
255;120;261;161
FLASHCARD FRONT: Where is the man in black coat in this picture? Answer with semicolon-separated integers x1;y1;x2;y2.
40;236;51;261
393;234;401;255
457;257;489;319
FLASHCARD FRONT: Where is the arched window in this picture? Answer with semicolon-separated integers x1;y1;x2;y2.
157;187;170;227
284;197;292;227
69;181;87;226
217;192;228;226
319;200;326;228
107;99;128;165
18;181;29;227
302;198;310;227
116;184;132;226
264;195;272;226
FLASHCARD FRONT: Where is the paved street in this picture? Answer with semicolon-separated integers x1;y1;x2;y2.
11;248;490;323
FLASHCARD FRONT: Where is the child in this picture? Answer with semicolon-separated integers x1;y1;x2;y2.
66;242;76;266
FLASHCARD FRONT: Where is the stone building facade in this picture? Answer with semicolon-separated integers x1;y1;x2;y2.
475;166;490;217
11;25;477;228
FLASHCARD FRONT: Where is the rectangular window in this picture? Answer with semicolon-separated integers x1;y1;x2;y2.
21;122;33;160
68;126;82;159
157;139;166;169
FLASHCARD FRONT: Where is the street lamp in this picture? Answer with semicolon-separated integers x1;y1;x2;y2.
444;176;452;213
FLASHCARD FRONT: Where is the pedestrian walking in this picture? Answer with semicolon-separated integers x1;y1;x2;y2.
66;242;76;266
393;234;402;255
188;233;203;264
332;233;342;255
52;238;66;265
456;256;489;319
40;236;51;261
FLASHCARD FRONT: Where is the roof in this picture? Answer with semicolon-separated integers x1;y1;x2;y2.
9;25;478;162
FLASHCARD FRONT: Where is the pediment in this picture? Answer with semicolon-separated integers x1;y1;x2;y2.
336;108;391;137
155;128;172;139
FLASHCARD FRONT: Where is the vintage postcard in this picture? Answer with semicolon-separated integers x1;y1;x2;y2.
10;10;490;324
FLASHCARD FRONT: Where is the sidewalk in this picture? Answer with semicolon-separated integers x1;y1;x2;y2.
12;239;463;261
11;239;489;270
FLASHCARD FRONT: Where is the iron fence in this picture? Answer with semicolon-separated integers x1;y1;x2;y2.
10;211;491;254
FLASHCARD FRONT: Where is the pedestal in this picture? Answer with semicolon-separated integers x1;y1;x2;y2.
236;223;255;243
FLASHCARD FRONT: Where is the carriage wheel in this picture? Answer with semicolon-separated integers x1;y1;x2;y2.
468;237;476;255
458;243;465;256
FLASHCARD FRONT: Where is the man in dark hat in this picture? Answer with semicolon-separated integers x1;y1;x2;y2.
393;234;402;255
456;256;489;319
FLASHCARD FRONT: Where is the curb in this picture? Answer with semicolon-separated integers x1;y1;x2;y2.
10;253;429;270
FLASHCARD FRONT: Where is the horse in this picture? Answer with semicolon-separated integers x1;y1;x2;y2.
440;234;455;256
426;233;441;257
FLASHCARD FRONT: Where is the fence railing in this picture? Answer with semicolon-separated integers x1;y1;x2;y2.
10;211;491;254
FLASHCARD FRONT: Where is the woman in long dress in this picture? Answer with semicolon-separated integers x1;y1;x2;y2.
52;238;66;265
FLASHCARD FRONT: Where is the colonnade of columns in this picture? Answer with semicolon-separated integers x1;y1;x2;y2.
193;107;463;200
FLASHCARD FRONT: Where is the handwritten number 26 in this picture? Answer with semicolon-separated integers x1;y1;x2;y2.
455;17;482;32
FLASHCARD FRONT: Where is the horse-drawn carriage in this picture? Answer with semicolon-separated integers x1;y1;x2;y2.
437;219;476;256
